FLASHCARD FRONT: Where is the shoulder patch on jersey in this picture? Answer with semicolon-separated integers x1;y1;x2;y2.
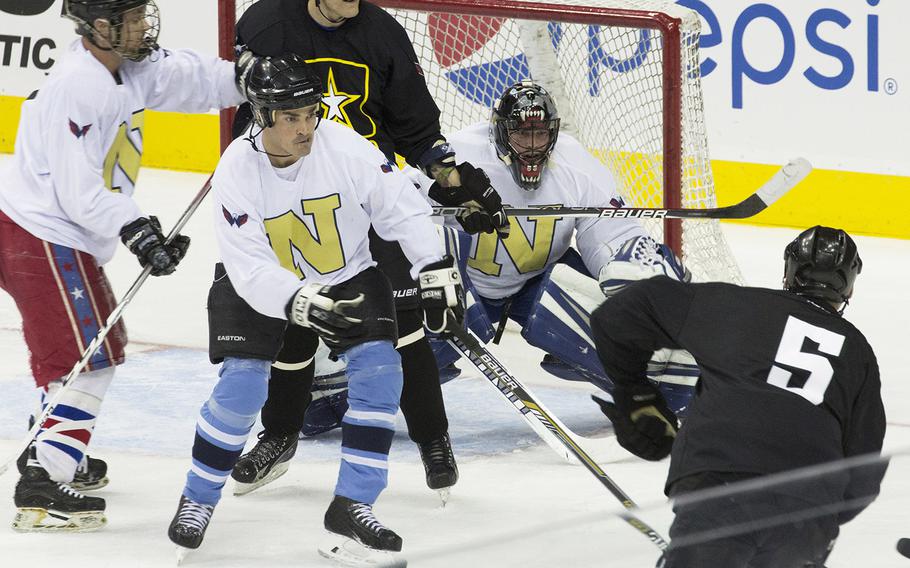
380;161;394;173
68;119;92;139
610;196;625;208
222;205;249;227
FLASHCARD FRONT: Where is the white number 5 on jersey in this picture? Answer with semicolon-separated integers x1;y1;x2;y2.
766;316;845;405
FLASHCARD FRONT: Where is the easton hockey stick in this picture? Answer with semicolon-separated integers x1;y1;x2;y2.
447;324;669;550
0;176;214;478
433;157;811;220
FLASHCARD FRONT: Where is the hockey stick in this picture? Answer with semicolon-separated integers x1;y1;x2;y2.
447;324;669;550
0;176;214;478
433;157;811;220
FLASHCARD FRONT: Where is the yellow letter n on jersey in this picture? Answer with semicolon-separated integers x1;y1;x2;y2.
468;213;562;277
103;109;144;193
264;194;346;278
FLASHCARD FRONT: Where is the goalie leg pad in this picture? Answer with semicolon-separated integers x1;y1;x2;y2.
184;357;271;506
336;340;402;504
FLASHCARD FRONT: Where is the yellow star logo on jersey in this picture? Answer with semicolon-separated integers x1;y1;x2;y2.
321;67;361;128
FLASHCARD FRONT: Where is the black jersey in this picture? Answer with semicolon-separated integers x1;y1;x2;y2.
592;277;886;505
236;0;443;166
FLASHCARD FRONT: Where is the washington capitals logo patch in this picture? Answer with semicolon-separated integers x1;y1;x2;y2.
222;205;248;227
380;161;394;173
68;119;92;139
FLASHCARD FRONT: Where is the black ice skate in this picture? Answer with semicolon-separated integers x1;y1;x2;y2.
418;433;458;504
230;430;298;496
319;495;404;566
12;466;106;532
17;444;108;491
168;495;215;564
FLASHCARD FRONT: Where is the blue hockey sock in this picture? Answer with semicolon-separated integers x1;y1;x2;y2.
335;340;402;504
184;357;270;506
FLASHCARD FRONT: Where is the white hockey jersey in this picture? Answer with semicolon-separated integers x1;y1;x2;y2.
437;123;647;300
0;40;243;264
214;120;443;320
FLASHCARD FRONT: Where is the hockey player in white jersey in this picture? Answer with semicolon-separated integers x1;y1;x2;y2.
167;53;461;564
0;0;244;532
301;81;698;439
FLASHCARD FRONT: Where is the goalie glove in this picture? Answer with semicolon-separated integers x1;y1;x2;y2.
418;256;465;335
286;282;365;344
428;162;510;237
592;383;678;461
598;235;690;298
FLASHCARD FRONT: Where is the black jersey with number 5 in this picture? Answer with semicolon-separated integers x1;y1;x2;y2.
236;0;442;166
592;276;886;503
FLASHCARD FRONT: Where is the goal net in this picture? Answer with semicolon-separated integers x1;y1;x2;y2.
219;0;743;284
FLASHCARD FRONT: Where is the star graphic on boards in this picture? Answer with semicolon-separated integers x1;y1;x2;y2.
321;67;360;125
70;287;85;300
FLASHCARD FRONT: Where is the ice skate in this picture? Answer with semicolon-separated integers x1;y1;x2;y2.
231;430;297;496
12;466;106;532
418;433;458;504
168;495;215;564
318;495;404;566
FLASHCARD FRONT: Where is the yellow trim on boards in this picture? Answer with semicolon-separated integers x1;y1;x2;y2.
1;94;908;239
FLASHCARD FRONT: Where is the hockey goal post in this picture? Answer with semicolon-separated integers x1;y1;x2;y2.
217;0;743;284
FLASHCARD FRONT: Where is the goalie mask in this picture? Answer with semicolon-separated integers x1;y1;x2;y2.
243;54;324;129
63;0;160;62
783;225;862;308
491;82;560;191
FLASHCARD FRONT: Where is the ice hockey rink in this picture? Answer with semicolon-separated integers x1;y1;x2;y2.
0;162;908;567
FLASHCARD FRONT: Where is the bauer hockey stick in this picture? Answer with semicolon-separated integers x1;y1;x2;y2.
0;176;214;478
447;324;669;550
433;157;811;220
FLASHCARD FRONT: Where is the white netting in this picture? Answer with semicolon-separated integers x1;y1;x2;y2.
229;0;743;283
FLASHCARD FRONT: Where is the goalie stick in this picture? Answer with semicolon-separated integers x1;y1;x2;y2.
0;176;214;478
447;323;669;550
433;157;811;220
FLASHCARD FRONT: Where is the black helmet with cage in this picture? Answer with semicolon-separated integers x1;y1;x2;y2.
242;54;324;129
783;225;863;309
490;81;561;191
62;0;160;62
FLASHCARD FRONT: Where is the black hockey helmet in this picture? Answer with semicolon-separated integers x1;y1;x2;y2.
63;0;160;62
783;225;862;307
490;81;560;191
243;54;324;129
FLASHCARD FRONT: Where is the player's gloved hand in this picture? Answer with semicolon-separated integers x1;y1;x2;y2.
598;235;690;298
120;216;188;276
286;282;365;343
418;255;465;334
592;383;678;461
234;47;257;96
429;162;510;237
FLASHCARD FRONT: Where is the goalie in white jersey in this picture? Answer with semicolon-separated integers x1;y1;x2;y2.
166;53;462;564
0;0;243;532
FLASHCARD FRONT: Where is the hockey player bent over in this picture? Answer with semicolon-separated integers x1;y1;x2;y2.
0;0;243;532
167;54;462;564
592;226;885;567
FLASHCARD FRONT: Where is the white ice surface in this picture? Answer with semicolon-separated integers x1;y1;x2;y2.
0;162;908;567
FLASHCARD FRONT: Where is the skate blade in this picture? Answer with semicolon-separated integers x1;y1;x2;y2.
176;545;192;565
317;532;406;567
436;487;450;507
12;507;106;533
71;475;110;492
232;461;290;496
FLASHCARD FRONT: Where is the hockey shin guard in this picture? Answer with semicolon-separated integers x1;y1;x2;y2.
335;341;402;504
34;367;114;483
184;357;270;505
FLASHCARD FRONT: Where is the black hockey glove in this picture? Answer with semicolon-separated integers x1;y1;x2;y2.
286;282;365;345
418;256;465;335
120;216;189;276
428;162;510;237
592;384;678;461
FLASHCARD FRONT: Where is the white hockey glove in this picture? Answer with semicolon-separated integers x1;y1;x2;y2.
598;235;690;298
286;282;365;341
418;256;465;335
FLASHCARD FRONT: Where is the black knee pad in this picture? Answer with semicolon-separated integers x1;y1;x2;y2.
208;263;287;363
